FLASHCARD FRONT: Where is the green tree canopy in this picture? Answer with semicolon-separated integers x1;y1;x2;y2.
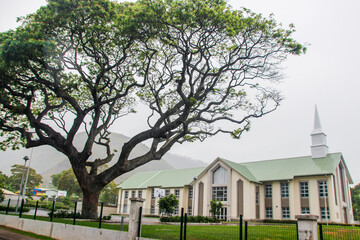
0;171;7;188
158;194;179;216
99;181;118;205
0;0;305;218
52;169;82;197
6;164;42;194
351;184;360;220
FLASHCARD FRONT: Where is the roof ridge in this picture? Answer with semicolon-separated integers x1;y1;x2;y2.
238;152;342;165
138;171;162;188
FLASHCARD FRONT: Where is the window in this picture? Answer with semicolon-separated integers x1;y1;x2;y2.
265;184;272;198
281;183;289;198
212;186;227;201
301;207;310;214
131;190;136;198
138;190;142;198
124;191;128;199
213;166;227;184
150;206;155;214
151;189;155;199
256;191;259;204
174;206;179;215
300;182;309;198
175;189;180;198
188;206;193;216
266;207;273;218
282;207;290;219
189;187;193;199
321;207;330;220
123;204;127;213
318;180;328;197
165;189;170;197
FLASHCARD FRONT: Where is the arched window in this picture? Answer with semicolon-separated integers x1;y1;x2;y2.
213;166;227;184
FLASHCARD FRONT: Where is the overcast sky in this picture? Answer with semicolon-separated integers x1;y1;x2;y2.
0;0;359;185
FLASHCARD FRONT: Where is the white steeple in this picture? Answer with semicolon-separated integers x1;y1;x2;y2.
311;105;329;158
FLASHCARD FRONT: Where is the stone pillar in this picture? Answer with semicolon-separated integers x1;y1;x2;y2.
128;197;145;240
295;214;319;240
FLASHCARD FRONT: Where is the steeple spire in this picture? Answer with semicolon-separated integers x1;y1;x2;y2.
313;105;322;131
311;105;329;158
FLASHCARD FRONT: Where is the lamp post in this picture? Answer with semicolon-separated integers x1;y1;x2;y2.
15;156;29;213
192;176;197;216
22;148;34;201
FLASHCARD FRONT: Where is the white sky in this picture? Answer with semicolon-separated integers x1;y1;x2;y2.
0;0;359;185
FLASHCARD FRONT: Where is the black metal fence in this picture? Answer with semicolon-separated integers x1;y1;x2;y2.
319;223;360;240
245;221;298;240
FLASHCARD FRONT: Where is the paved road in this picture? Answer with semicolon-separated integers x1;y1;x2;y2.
0;227;38;240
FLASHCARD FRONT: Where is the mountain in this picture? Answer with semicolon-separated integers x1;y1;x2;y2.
0;132;207;186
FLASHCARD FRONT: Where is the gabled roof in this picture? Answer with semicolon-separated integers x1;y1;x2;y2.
117;153;353;189
219;152;353;183
117;167;206;189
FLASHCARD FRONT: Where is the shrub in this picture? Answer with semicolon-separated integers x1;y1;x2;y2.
0;205;30;212
160;215;219;223
102;215;111;220
48;210;83;219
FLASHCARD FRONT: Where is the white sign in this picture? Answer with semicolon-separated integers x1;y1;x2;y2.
154;188;165;198
57;190;67;197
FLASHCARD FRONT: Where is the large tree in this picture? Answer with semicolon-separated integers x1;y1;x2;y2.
0;0;305;218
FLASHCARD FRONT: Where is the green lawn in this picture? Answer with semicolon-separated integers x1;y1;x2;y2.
3;213;360;240
320;224;360;240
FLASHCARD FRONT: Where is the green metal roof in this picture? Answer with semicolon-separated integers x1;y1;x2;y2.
220;153;344;182
117;153;352;189
117;167;206;189
221;159;259;183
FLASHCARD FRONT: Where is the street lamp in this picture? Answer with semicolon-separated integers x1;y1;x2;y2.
192;176;197;216
22;148;34;201
15;156;29;213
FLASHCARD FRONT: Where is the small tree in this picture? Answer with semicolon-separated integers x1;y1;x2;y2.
210;199;223;218
0;189;4;202
158;194;179;216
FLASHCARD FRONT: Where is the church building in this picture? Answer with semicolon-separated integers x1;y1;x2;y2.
116;108;354;223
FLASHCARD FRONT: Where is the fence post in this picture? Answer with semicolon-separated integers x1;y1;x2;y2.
180;208;184;240
184;213;187;240
73;201;77;225
34;201;39;220
295;214;319;240
19;199;24;218
128;197;144;240
50;200;55;222
319;223;323;240
296;221;299;240
99;202;104;229
239;215;243;240
244;221;248;240
137;207;143;238
120;216;124;231
6;199;11;215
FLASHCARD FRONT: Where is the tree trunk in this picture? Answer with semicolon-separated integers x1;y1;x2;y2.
82;187;102;219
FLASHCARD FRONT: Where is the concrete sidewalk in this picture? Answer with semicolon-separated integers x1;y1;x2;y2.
0;227;38;240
